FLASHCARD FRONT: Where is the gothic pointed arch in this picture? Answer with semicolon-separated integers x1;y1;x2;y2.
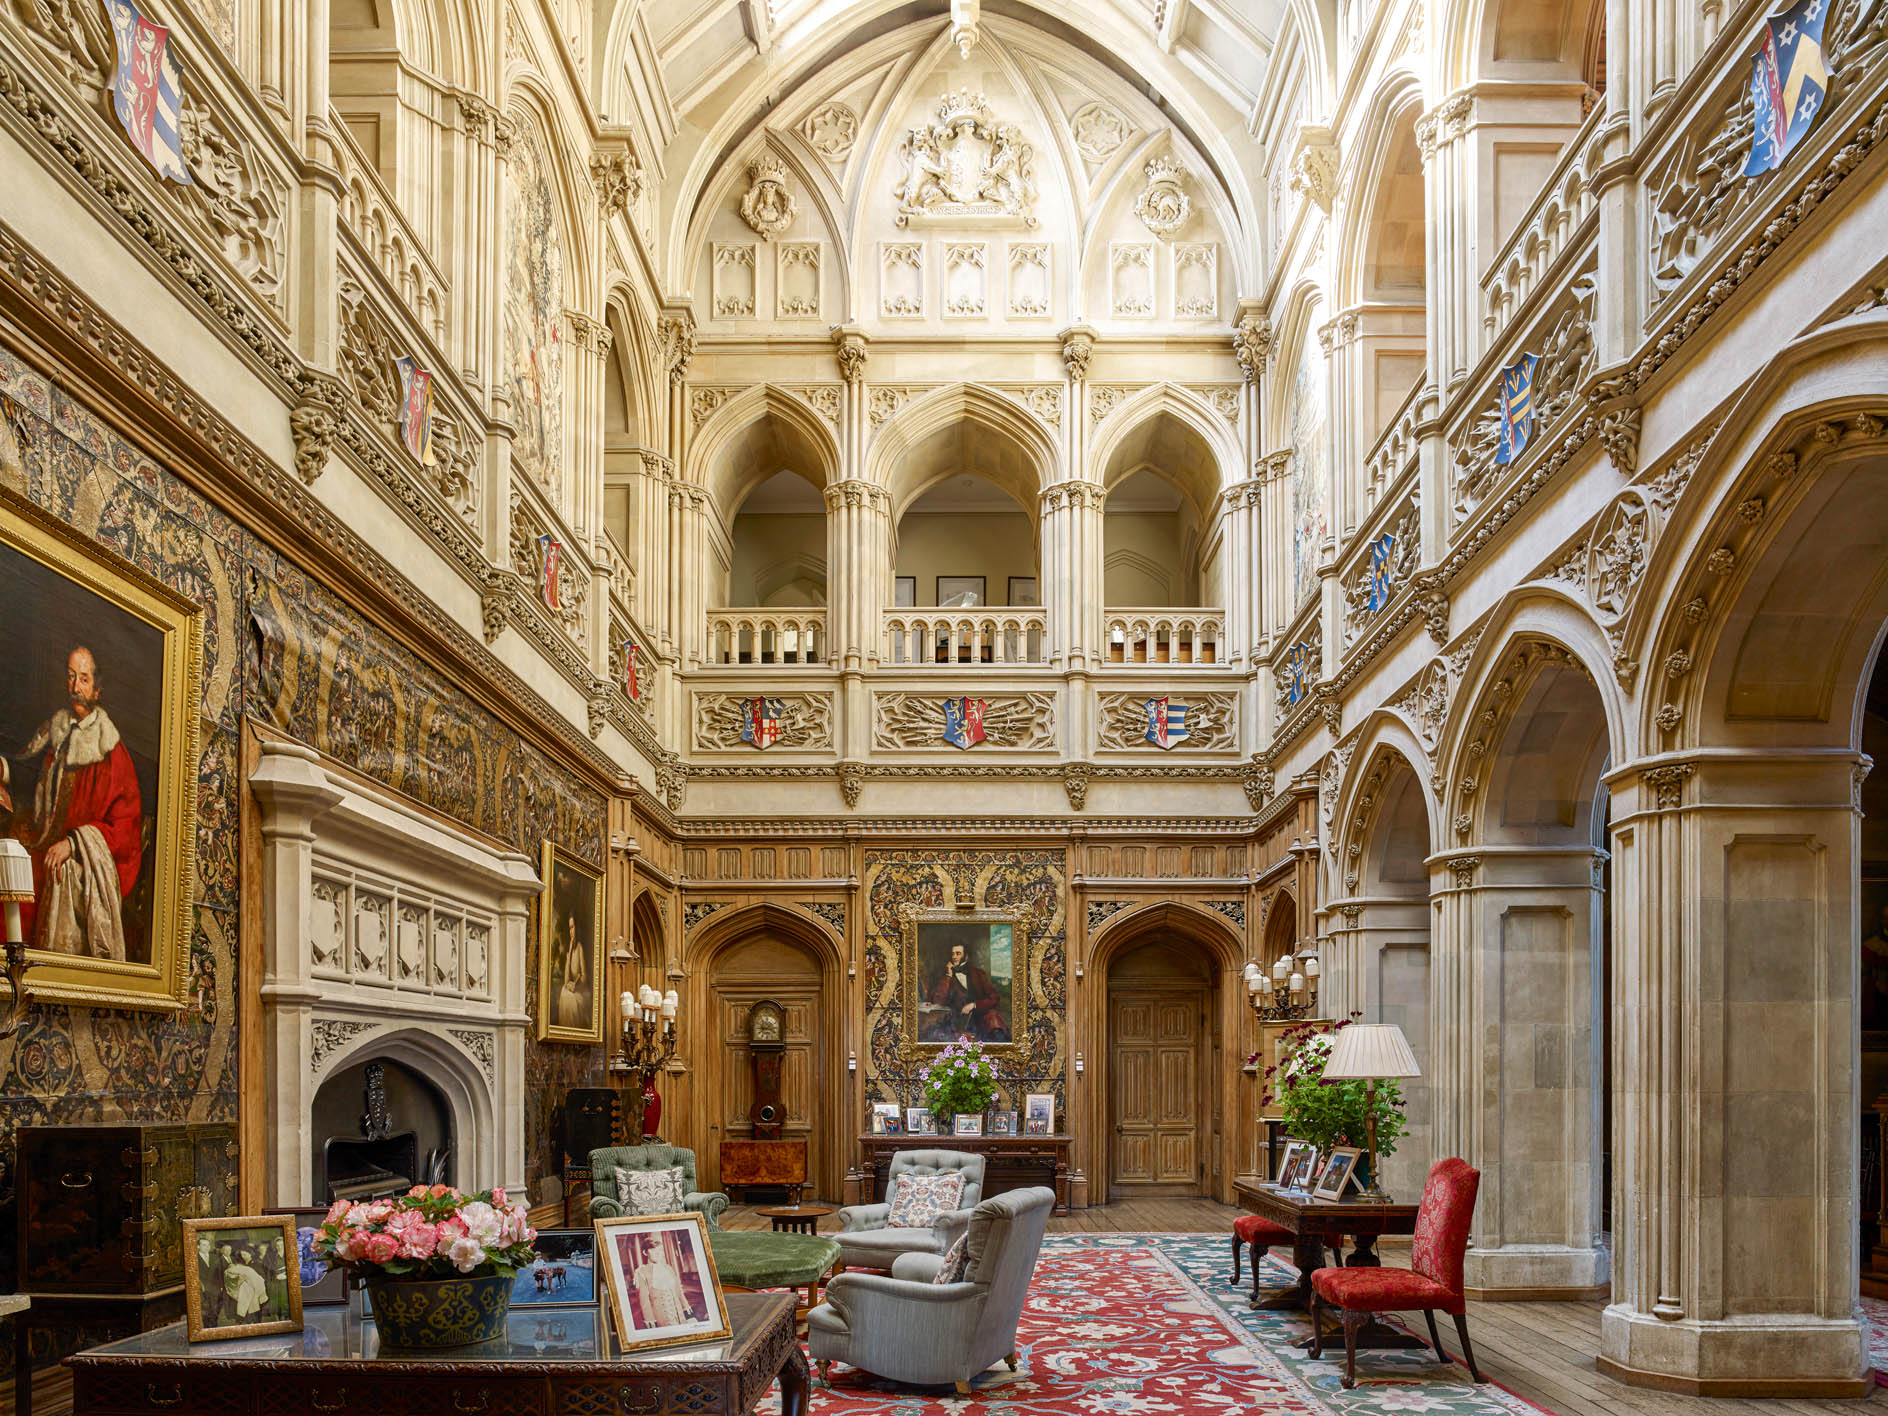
688;384;843;519
869;383;1063;517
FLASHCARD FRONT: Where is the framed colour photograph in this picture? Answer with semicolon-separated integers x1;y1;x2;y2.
594;1213;731;1353
870;1101;901;1135
0;487;202;1012
954;1113;983;1137
935;575;985;607
511;1228;599;1309
905;1107;934;1135
990;1110;1017;1136
1024;1092;1055;1134
183;1215;303;1342
263;1207;349;1307
1275;1141;1317;1191
537;839;604;1044
1313;1146;1364;1201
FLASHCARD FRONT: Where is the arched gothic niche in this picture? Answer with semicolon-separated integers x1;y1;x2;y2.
1081;902;1248;1206
1095;390;1233;612
1435;615;1619;1297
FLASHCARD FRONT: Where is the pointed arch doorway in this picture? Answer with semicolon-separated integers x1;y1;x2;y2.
1088;904;1244;1203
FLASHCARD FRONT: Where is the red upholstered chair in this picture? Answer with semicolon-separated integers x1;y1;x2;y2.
1228;1213;1295;1305
1307;1157;1483;1390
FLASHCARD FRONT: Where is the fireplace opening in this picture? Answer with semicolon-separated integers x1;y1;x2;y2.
312;1057;454;1203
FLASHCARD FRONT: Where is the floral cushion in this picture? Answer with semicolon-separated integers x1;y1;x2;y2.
933;1233;970;1284
615;1165;685;1215
885;1171;965;1228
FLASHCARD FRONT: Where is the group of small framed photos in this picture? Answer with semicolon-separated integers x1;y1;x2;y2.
1268;1141;1365;1201
186;1208;737;1356
869;1093;1057;1138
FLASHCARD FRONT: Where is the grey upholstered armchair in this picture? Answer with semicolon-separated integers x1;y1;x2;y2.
587;1144;730;1228
809;1187;1055;1395
833;1148;985;1271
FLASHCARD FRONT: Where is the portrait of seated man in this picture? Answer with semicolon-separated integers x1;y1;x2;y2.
916;923;1014;1044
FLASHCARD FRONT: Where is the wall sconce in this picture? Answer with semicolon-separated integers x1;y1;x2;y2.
1074;1052;1084;1075
1242;940;1322;1022
0;839;35;1039
1074;961;1084;980
847;1049;857;1072
608;934;634;964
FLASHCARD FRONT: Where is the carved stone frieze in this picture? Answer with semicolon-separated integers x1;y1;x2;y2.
872;692;1055;751
1341;497;1421;650
448;1028;495;1082
693;693;833;751
1096;693;1237;752
311;1018;375;1071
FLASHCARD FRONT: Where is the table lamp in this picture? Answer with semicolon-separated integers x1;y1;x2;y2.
1320;1022;1421;1203
0;839;34;1038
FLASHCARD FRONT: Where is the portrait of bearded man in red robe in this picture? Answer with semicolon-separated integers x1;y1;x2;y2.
1;646;145;959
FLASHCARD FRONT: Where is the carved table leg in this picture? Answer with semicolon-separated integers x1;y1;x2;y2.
779;1344;811;1416
1255;1236;1323;1309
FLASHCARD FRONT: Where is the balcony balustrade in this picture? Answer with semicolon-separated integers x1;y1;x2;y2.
707;610;827;665
882;610;1048;666
1104;611;1222;665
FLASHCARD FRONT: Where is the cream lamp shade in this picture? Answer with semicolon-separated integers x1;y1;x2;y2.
1321;1022;1422;1081
0;838;32;904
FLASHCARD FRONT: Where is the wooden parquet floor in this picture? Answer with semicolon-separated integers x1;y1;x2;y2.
724;1198;1886;1415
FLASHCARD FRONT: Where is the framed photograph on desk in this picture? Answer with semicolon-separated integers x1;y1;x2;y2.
1313;1146;1363;1201
594;1213;730;1353
1275;1141;1317;1191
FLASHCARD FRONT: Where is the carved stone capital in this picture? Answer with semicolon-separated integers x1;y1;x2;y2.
1063;762;1090;811
1448;854;1480;886
1643;762;1692;809
1232;308;1271;382
590;152;643;220
660;309;696;385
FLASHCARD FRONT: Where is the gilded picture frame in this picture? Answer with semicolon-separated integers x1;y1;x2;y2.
900;904;1030;1059
537;838;604;1044
183;1215;304;1342
593;1212;731;1353
0;487;199;1013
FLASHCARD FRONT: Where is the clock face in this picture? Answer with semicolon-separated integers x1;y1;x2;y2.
751;1004;782;1042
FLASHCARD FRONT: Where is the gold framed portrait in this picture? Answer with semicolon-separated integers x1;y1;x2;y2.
183;1215;304;1342
0;487;200;1012
593;1212;731;1353
537;838;604;1044
900;905;1030;1058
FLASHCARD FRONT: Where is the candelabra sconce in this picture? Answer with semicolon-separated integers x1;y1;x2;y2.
1242;941;1322;1022
0;839;35;1040
618;984;679;1142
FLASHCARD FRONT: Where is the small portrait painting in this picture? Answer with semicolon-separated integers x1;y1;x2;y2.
907;916;1026;1049
537;840;603;1044
184;1217;303;1342
0;491;198;1011
594;1214;729;1353
512;1229;597;1309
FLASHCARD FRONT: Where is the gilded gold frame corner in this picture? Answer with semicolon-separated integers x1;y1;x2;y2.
0;487;200;1014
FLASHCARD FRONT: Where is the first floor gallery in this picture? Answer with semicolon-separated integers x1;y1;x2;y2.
4;0;1888;1410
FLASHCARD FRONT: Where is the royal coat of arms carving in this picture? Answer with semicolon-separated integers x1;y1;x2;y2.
894;89;1037;227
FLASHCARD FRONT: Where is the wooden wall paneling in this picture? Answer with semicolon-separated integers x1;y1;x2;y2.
238;720;265;1210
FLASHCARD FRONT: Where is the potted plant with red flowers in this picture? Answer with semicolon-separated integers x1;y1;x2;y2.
311;1185;537;1348
1262;1014;1408;1187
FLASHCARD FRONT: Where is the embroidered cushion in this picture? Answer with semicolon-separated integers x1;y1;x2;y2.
885;1171;965;1228
933;1233;970;1284
615;1165;685;1215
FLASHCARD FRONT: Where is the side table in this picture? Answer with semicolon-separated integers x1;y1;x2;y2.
757;1204;833;1234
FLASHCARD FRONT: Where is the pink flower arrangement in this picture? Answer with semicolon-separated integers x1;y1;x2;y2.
311;1184;538;1280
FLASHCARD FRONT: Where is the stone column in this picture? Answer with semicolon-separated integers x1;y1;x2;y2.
1320;312;1362;540
1219;478;1263;674
451;95;501;389
1600;752;1869;1394
248;741;344;1207
494;851;540;1199
1432;847;1609;1294
824;480;892;671
1039;481;1104;676
669;482;712;670
1416;94;1476;392
658;307;695;662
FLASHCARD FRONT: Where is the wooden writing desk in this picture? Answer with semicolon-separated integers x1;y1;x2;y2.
65;1293;808;1416
1234;1178;1423;1350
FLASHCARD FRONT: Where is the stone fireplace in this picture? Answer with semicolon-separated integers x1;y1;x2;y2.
251;739;537;1206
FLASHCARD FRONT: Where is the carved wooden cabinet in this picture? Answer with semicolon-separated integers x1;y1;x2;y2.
18;1122;241;1296
852;1133;1071;1214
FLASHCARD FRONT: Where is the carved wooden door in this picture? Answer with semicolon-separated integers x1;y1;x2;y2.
1109;989;1205;1196
711;933;822;1193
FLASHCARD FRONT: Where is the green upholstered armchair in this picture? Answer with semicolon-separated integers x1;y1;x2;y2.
587;1144;730;1228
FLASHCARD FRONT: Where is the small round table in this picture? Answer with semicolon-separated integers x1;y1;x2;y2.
756;1204;834;1235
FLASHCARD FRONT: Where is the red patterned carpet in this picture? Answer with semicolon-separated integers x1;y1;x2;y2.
782;1235;1551;1415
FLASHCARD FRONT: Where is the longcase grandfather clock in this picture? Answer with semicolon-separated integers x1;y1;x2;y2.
717;998;810;1201
748;998;786;1138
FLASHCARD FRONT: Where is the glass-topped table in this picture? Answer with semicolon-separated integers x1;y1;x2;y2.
64;1291;807;1415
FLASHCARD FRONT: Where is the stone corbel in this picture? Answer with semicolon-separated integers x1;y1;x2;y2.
839;761;864;808
289;373;348;485
480;567;519;644
832;327;868;384
1232;302;1270;382
1059;325;1096;381
1287;125;1338;214
590;150;643;221
1243;756;1275;812
1063;762;1090;812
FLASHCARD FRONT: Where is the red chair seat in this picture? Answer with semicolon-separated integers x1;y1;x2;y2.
1311;1265;1464;1316
1233;1215;1293;1246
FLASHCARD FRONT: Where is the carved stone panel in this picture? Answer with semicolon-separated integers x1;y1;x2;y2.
1096;693;1237;752
693;693;835;751
872;692;1056;750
